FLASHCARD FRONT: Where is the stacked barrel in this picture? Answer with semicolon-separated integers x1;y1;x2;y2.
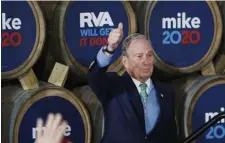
1;1;136;143
130;1;225;142
2;82;91;143
2;1;225;143
173;75;225;142
1;1;92;143
39;1;136;87
133;1;224;77
1;1;45;79
73;86;104;143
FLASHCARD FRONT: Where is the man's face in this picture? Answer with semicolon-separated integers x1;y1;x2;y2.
123;39;154;82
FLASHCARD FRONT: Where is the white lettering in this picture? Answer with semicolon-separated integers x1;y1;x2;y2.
92;12;104;27
80;13;93;28
2;13;22;30
32;125;71;139
98;12;114;27
80;12;114;28
191;17;201;29
162;18;176;29
32;127;46;139
205;107;225;123
162;12;200;29
12;18;21;30
64;125;71;136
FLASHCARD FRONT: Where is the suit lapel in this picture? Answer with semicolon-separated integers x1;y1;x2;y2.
119;73;166;134
150;80;163;132
121;72;146;133
152;80;163;110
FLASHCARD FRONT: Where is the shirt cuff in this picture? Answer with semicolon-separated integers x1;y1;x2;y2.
97;46;113;67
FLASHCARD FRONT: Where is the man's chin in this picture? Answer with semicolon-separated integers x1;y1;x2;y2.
141;73;152;79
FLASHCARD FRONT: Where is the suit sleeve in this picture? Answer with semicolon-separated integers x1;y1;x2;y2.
161;82;179;143
88;47;117;105
170;85;180;143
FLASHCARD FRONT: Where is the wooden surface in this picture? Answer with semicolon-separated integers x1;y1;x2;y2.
18;69;39;90
201;61;216;75
48;62;69;87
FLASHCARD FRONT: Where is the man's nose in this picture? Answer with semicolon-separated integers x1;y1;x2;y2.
143;58;150;65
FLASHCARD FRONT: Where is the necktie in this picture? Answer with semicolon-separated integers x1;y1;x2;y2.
139;83;149;133
139;83;148;114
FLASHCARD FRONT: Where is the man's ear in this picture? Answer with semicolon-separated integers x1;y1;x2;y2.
122;56;128;69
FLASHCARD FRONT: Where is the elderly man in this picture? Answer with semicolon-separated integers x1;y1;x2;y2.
35;23;178;143
88;23;178;143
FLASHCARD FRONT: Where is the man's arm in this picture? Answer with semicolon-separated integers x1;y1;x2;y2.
88;47;114;104
88;23;123;104
169;83;180;143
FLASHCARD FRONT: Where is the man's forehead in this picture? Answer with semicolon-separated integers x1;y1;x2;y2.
128;39;153;51
130;38;149;44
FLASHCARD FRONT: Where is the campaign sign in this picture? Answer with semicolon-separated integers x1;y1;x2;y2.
149;1;215;68
1;1;36;72
191;83;225;143
18;96;86;143
65;1;129;67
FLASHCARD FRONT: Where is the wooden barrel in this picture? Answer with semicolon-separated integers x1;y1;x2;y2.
73;85;104;143
174;75;225;142
50;1;137;85
1;1;46;79
129;1;150;32
2;82;91;143
135;1;222;75
215;2;225;75
130;1;142;13
32;1;60;82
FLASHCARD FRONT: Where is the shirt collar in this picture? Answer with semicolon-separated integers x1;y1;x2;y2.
131;77;153;92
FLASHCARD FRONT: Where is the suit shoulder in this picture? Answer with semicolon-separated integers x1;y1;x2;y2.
153;80;175;97
153;80;173;89
106;72;121;81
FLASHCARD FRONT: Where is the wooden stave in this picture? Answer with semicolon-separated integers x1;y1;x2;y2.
73;85;104;143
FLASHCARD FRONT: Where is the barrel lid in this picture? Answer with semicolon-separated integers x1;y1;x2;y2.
12;87;91;143
1;1;45;79
142;1;222;73
56;1;136;74
185;76;225;142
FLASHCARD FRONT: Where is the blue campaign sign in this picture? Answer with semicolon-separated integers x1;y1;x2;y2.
191;83;225;143
1;1;36;72
149;1;214;68
65;1;129;67
18;96;86;143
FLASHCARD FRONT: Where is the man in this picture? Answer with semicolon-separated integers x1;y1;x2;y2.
35;23;178;143
88;23;178;143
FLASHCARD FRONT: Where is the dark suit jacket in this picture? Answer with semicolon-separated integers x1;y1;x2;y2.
88;60;179;143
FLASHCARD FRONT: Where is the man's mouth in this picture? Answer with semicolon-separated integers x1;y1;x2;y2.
141;69;150;72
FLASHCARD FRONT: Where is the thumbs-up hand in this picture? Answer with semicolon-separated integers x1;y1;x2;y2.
107;22;124;51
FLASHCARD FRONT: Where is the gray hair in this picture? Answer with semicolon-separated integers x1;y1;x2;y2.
121;33;151;56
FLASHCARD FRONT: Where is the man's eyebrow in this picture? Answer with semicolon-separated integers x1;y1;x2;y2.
134;53;143;55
